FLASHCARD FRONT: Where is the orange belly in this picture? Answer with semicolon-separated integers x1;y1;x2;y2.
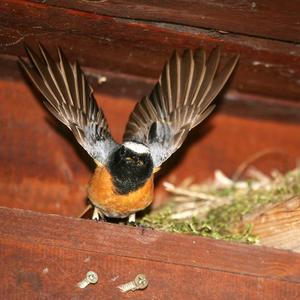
87;166;154;218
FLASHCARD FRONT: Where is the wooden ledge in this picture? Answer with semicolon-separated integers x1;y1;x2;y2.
1;207;300;299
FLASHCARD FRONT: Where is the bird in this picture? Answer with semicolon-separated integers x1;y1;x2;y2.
19;44;239;224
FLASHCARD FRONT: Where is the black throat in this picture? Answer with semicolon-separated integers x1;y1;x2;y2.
107;146;154;195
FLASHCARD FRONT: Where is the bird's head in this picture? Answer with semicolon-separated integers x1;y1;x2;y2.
107;142;154;194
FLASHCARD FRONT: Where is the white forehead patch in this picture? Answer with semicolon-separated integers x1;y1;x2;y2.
123;141;150;154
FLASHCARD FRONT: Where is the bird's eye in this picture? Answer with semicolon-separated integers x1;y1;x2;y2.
119;146;126;156
136;159;144;166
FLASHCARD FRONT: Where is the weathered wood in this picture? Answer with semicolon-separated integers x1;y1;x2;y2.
0;207;300;299
32;0;300;43
223;91;300;125
0;3;300;297
0;0;299;101
0;54;153;101
243;197;300;253
2;54;300;124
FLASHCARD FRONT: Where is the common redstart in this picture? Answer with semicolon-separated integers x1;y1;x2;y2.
19;45;238;223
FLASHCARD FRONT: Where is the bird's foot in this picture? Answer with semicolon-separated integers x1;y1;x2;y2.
127;213;136;225
92;207;105;222
127;214;153;229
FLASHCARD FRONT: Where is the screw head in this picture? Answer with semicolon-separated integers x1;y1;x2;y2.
86;271;98;284
134;274;148;289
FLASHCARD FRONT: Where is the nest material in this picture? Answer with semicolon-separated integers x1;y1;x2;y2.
140;166;300;244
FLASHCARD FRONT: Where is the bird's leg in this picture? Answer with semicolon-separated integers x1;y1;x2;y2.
128;213;153;229
92;206;105;222
128;213;136;225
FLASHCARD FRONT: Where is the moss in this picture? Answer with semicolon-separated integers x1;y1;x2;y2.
139;168;300;244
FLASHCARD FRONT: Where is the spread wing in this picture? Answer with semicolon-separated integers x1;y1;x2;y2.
19;45;118;165
123;47;239;168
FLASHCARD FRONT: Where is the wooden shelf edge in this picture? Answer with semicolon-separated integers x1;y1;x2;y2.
1;206;300;283
2;206;300;298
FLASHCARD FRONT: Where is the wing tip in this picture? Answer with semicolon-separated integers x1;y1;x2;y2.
208;46;221;64
231;54;240;68
224;53;240;77
37;42;47;59
23;43;36;63
18;46;37;76
18;55;26;67
211;45;221;55
57;46;68;65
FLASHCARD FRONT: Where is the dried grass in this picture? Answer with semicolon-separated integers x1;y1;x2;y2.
140;154;300;244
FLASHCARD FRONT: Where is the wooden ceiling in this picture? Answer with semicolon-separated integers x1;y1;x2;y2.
0;0;299;104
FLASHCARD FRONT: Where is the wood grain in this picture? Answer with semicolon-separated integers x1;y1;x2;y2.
2;54;300;124
0;207;300;300
32;0;300;43
1;3;300;297
243;197;300;253
0;0;299;101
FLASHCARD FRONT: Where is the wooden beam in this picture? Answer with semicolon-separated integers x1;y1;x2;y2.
0;0;299;101
2;53;300;124
33;0;300;43
0;207;300;299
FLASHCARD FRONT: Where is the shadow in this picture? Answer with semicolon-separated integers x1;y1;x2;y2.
46;118;95;172
154;118;214;186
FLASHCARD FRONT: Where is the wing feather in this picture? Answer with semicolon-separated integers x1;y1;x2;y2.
123;47;239;168
19;45;117;164
189;49;206;105
194;47;220;107
180;50;194;106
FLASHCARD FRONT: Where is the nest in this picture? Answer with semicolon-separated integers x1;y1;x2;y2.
140;153;300;247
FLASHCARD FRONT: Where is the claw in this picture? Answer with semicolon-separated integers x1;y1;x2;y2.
127;213;153;230
92;207;105;222
128;213;136;225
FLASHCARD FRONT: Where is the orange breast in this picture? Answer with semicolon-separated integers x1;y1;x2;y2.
87;166;154;217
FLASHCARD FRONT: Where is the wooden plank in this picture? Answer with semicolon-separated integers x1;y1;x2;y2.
0;208;300;300
33;0;300;43
243;197;300;253
223;91;300;125
5;206;299;280
2;53;300;124
1;239;299;299
0;207;300;299
0;0;299;101
0;54;153;107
